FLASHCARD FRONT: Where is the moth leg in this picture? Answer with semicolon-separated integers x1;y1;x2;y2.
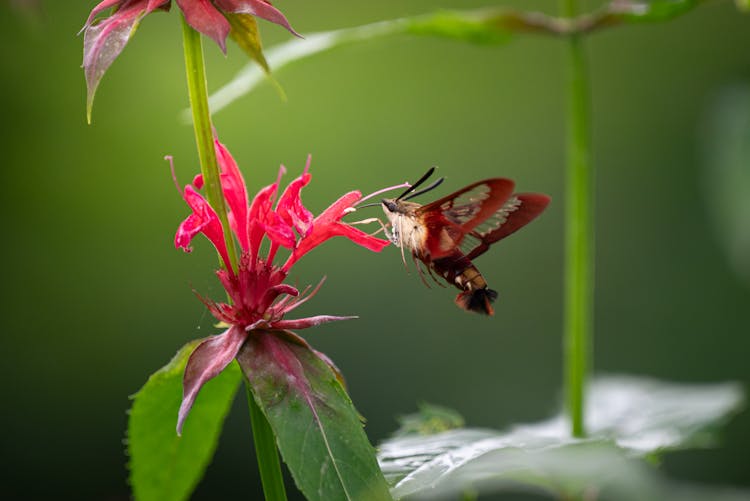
412;253;432;289
348;217;388;237
425;261;447;288
396;218;409;269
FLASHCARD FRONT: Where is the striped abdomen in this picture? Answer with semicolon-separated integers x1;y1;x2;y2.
430;252;498;315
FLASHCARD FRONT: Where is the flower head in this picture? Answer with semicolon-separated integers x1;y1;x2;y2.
81;0;298;120
173;139;389;433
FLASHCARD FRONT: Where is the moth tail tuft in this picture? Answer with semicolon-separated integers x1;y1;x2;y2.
455;288;498;315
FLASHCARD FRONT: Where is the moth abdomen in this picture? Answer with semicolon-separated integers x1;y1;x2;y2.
455;287;498;315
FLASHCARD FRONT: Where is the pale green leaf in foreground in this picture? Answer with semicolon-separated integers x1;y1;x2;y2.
197;11;515;117
128;340;242;501
378;375;745;500
200;2;716;117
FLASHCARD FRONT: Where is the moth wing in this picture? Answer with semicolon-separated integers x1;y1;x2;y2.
420;178;515;231
418;179;516;259
462;193;551;261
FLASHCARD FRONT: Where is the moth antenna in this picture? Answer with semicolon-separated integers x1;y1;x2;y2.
396;166;436;201
403;177;445;201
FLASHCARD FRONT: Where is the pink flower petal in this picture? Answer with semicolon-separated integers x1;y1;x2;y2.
82;0;124;29
262;283;299;310
214;0;300;37
271;276;325;316
262;211;296;249
215;140;250;251
177;325;248;435
284;191;390;270
276;170;313;238
175;0;231;52
192;173;204;189
175;185;232;272
247;183;278;259
271;315;357;330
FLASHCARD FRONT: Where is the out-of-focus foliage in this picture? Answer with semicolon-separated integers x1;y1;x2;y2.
701;85;750;285
205;1;719;116
391;403;465;438
378;376;745;499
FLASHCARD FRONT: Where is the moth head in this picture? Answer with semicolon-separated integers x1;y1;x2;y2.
381;198;403;226
381;198;399;213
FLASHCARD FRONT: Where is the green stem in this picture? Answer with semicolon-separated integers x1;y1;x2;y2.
247;384;288;501
182;18;285;500
181;16;238;271
561;0;592;439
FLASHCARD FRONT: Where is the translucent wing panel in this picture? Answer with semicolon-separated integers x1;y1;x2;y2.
441;184;493;225
421;178;515;234
456;196;523;255
464;193;551;260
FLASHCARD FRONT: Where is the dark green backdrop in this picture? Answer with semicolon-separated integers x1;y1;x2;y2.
1;0;748;499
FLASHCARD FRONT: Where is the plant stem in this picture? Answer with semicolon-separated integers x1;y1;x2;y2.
182;18;285;500
561;0;592;438
247;384;288;501
181;16;238;271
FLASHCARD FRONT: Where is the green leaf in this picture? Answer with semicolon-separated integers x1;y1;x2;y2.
195;1;726;118
226;13;271;74
392;402;465;437
238;330;392;501
609;0;701;23
405;11;513;45
379;376;745;499
737;0;750;12
701;84;750;284
200;3;719;117
381;436;750;500
571;376;744;453
128;340;242;501
199;12;513;117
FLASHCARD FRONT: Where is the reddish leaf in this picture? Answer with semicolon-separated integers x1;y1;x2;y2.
82;1;146;122
177;325;247;434
238;330;392;501
175;0;232;52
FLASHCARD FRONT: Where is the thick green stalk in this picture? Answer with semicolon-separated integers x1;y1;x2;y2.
181;18;286;500
560;0;592;438
247;384;288;501
181;17;238;271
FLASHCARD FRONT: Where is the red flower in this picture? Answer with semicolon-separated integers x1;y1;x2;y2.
81;0;298;119
173;139;389;434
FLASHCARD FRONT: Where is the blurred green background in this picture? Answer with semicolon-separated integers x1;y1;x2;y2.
1;0;749;499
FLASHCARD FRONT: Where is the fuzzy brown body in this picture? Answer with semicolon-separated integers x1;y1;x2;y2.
382;199;498;314
380;177;550;315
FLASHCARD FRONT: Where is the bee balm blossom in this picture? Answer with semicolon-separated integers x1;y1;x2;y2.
81;0;298;118
174;139;390;434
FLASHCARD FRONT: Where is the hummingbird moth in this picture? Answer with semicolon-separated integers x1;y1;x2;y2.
379;168;550;315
